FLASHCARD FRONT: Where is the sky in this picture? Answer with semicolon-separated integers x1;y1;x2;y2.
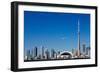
24;11;90;52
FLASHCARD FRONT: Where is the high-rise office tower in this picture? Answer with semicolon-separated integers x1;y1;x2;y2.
42;46;45;59
54;52;57;59
45;49;50;59
72;48;75;57
51;49;55;59
27;49;31;60
24;49;28;60
34;47;38;58
82;44;86;54
32;48;34;59
86;47;90;57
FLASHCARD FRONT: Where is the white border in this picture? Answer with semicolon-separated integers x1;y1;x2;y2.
18;5;95;68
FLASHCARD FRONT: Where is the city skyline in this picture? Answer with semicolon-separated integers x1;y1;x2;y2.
24;44;91;61
24;11;90;52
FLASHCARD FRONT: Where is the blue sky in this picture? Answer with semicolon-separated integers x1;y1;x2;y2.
24;11;90;52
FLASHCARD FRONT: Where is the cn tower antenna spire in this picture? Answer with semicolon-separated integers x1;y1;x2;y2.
78;20;80;33
77;19;80;57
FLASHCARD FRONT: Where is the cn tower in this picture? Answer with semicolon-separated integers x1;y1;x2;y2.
77;20;80;57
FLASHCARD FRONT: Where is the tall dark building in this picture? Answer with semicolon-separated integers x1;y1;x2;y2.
34;47;38;57
45;49;50;59
86;47;90;56
42;46;45;59
82;44;86;54
51;49;55;58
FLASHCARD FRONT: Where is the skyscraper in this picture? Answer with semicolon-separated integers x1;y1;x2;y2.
77;20;81;57
24;49;28;60
27;49;31;60
45;49;50;59
86;47;90;57
51;49;55;59
42;46;45;59
82;44;86;54
32;48;34;59
34;47;38;58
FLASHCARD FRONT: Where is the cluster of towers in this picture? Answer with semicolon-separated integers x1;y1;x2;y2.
24;47;60;61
